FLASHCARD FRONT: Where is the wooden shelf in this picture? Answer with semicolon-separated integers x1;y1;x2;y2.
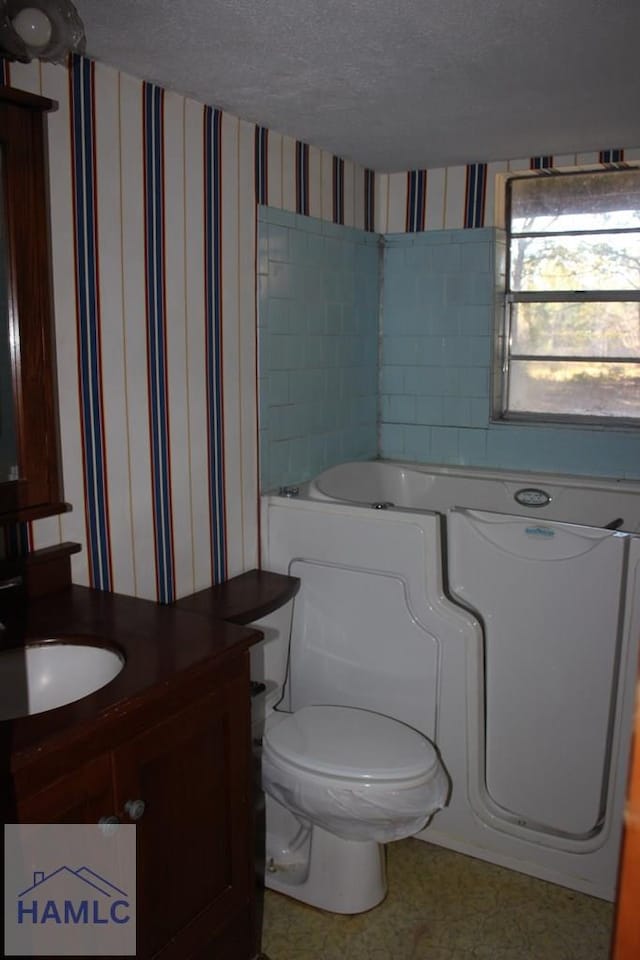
175;568;300;624
0;501;71;524
0;541;81;597
0;85;57;112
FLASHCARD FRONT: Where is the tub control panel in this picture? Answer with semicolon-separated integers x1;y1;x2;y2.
513;487;551;508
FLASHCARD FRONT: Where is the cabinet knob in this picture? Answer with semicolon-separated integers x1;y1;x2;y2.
98;815;120;837
124;799;146;821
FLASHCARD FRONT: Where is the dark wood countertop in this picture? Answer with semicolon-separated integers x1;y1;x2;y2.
1;568;299;800
5;584;262;773
174;568;300;624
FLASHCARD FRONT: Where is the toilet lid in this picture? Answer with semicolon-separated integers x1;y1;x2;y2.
264;705;440;781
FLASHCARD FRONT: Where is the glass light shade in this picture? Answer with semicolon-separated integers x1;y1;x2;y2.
0;0;85;63
11;6;52;48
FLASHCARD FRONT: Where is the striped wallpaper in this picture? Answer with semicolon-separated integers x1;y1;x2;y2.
203;105;226;587
376;150;640;233
2;52;638;594
71;56;112;593
1;55;372;600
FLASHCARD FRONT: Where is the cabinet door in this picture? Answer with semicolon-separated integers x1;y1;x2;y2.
15;754;114;824
112;669;252;960
14;755;120;960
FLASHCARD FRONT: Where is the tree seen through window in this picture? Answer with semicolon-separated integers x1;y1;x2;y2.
502;170;640;421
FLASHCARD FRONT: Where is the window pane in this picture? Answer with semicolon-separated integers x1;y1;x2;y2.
510;171;640;234
508;360;640;418
511;301;640;358
510;233;640;291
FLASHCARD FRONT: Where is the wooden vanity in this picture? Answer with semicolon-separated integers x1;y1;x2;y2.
2;571;299;960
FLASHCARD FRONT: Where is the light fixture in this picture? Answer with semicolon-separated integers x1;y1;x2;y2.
0;0;85;64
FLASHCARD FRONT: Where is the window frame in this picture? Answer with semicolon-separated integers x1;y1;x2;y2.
495;167;640;428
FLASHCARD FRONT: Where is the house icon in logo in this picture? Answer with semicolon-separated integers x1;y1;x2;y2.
17;867;130;926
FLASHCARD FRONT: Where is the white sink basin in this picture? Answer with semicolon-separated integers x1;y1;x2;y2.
0;641;125;721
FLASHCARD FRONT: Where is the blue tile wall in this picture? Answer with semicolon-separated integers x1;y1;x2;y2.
259;213;640;486
258;207;380;491
380;228;640;479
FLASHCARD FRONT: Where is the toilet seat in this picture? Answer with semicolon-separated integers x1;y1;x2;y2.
262;704;449;843
263;704;440;782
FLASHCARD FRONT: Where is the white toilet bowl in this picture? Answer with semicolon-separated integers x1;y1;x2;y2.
262;704;449;913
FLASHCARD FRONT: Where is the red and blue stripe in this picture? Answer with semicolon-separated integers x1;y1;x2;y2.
204;106;227;584
599;149;624;165
255;125;268;205
364;169;375;232
70;55;113;591
332;156;344;224
406;170;427;231
295;141;309;216
464;163;487;228
143;81;175;603
530;156;554;170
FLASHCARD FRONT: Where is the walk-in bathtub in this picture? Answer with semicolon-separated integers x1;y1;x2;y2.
256;460;640;900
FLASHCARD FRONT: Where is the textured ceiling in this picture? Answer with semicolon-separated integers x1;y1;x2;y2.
75;0;640;172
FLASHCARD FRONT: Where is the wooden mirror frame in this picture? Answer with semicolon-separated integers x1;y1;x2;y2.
0;86;65;521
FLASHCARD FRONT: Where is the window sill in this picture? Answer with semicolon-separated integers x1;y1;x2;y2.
490;414;640;432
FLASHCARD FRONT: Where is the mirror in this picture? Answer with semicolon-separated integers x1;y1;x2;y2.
0;147;18;483
0;86;63;519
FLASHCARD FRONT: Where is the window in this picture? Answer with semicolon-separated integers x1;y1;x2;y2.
499;169;640;423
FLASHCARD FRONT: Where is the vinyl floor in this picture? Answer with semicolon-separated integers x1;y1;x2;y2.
262;838;614;960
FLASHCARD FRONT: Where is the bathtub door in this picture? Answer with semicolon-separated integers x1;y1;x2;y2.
448;508;627;839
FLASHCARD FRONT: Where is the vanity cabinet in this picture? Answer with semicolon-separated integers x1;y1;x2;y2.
113;668;252;960
7;573;300;959
14;654;254;960
16;753;113;824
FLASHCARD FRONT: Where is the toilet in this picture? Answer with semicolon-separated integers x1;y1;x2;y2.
262;704;448;913
260;580;450;914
